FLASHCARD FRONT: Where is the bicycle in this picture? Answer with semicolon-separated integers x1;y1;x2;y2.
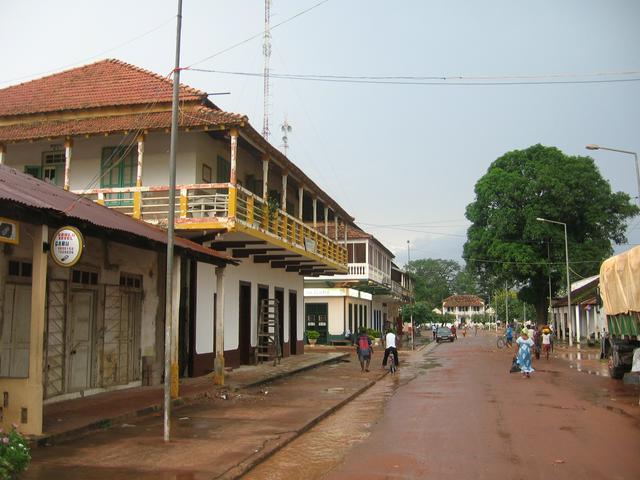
497;335;512;349
388;350;397;374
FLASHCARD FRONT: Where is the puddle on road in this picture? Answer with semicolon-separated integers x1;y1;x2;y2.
242;365;419;480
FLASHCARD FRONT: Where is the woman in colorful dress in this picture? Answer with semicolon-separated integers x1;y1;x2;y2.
515;328;535;378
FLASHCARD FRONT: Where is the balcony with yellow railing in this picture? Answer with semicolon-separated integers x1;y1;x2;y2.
74;183;348;271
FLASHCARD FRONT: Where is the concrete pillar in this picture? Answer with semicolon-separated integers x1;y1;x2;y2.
281;173;288;209
334;215;339;240
298;185;304;220
575;304;581;342
0;143;5;165
63;138;73;190
230;129;238;185
262;156;269;200
312;197;317;229
27;225;48;435
324;206;329;236
136;134;145;187
214;266;226;385
344;219;348;244
170;255;181;399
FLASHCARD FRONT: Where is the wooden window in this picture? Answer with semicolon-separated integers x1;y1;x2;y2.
42;150;65;186
216;156;230;183
71;269;98;286
120;273;143;291
101;147;136;189
8;261;32;279
0;283;31;377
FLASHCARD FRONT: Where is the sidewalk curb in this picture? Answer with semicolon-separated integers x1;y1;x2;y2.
217;371;387;480
35;352;350;448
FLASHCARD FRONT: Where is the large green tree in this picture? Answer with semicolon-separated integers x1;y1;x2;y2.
463;144;638;323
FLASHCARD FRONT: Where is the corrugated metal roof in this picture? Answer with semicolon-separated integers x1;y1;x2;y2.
0;165;235;265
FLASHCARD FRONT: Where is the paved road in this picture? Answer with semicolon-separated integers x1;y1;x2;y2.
246;333;640;480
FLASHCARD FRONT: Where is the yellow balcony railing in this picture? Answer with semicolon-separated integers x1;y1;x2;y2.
73;183;347;269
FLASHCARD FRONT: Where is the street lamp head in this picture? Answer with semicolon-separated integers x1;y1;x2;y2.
536;217;546;222
585;144;600;151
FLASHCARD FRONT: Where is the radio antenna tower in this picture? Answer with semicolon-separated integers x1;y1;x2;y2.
281;119;292;157
262;0;272;140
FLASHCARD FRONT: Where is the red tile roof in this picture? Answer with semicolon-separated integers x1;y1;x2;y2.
0;59;205;116
442;295;485;307
0;59;354;224
0;107;245;143
0;164;236;266
322;223;394;257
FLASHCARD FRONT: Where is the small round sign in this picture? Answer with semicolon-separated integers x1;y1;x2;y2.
51;226;84;267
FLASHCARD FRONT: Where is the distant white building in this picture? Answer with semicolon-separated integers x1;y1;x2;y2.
442;295;486;325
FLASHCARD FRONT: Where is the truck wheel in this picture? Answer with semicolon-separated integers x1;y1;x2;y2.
608;356;626;380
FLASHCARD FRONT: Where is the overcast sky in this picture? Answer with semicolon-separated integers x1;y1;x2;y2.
2;0;639;267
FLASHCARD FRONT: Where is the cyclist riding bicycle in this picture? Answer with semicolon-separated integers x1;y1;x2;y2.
382;329;399;370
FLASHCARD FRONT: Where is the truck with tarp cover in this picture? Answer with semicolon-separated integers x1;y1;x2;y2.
599;245;640;379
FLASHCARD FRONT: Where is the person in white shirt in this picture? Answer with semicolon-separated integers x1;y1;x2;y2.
382;330;399;368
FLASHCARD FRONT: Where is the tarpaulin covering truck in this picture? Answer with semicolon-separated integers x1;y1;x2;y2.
599;245;640;379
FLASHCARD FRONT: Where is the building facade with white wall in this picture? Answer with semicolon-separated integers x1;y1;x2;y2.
0;59;352;376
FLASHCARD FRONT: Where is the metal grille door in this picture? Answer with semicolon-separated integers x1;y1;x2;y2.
45;280;66;398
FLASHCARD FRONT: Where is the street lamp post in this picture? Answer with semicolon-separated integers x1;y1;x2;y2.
586;144;640;205
537;217;573;346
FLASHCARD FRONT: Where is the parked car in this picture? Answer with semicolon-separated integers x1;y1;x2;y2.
436;327;454;343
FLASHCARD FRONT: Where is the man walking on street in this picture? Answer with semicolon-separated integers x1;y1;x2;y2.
356;327;373;373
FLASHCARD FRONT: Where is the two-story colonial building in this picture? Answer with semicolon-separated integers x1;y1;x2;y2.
304;223;413;343
442;294;486;325
0;59;352;380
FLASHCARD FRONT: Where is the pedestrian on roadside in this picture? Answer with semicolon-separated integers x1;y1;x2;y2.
356;327;373;373
382;329;399;369
515;328;535;378
451;324;457;340
542;327;551;360
505;324;513;347
474;324;478;336
462;325;467;338
432;323;437;340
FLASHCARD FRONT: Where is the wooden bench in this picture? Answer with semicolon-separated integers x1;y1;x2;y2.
330;339;352;346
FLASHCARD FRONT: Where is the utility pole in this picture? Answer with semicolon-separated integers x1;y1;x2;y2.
407;240;414;350
164;0;183;443
262;0;272;140
505;281;509;332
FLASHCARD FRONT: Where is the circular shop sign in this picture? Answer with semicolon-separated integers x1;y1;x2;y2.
51;226;84;267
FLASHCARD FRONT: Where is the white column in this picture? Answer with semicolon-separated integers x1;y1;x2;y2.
312;197;318;228
64;138;73;191
298;186;304;220
334;215;339;240
214;266;226;385
262;156;269;200
0;143;5;165
281;173;288;209
575;304;581;342
136;134;145;187
324;206;329;235
230;129;238;185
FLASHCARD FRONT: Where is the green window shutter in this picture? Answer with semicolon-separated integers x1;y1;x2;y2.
216;156;230;183
24;165;42;179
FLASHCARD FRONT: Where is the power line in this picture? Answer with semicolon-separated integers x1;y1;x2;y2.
187;68;640;86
